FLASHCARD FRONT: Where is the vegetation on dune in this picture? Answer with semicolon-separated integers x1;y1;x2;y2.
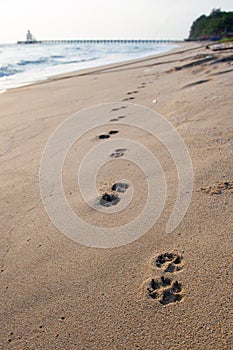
188;9;233;41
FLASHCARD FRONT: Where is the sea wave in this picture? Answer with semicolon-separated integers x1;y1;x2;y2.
50;55;65;59
0;42;177;90
18;57;49;66
0;65;22;77
62;56;102;65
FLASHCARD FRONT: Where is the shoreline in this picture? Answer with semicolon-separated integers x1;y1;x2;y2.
1;41;214;95
0;41;232;349
0;42;181;94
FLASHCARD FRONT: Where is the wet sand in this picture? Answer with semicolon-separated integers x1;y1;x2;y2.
0;43;233;349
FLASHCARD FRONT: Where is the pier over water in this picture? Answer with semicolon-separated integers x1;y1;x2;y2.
17;39;181;45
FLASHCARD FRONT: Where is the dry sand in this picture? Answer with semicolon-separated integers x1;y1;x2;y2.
0;43;232;349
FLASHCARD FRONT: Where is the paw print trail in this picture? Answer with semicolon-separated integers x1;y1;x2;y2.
142;252;185;305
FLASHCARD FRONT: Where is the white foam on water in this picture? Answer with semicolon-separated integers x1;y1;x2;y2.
0;42;178;91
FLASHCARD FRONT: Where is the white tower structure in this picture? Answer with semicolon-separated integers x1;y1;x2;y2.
26;30;34;42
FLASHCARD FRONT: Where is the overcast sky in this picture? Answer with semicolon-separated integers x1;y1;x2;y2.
1;0;232;43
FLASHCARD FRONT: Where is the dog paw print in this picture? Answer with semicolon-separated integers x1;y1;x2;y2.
122;97;135;101
111;106;127;112
137;82;147;89
111;182;129;193
99;182;129;207
154;253;183;273
127;90;138;95
98;130;119;140
110;116;126;122
110;148;127;159
145;277;183;305
100;193;120;207
142;251;185;305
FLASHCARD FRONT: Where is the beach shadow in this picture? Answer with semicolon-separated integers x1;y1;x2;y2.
210;55;233;64
173;56;216;71
210;69;233;76
182;79;210;89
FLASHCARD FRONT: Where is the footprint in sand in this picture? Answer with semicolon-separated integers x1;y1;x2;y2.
98;134;110;140
110;105;127;122
110;116;126;122
142;252;184;305
111;106;127;112
201;180;233;195
99;182;129;207
109;130;119;135
153;252;183;273
145;277;183;305
127;90;139;95
100;193;120;207
122;97;135;101
98;130;119;140
111;182;129;193
110;148;127;158
137;82;147;89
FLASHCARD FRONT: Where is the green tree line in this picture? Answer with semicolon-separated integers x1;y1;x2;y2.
189;9;233;40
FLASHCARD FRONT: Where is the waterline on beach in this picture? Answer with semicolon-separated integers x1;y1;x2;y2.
0;42;177;91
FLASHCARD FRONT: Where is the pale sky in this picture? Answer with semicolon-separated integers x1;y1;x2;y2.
0;0;232;43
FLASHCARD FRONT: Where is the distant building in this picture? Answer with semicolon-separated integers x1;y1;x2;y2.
26;30;36;42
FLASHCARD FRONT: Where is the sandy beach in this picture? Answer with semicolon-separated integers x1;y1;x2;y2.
0;43;232;349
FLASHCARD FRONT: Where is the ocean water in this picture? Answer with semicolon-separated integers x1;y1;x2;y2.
0;42;177;92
